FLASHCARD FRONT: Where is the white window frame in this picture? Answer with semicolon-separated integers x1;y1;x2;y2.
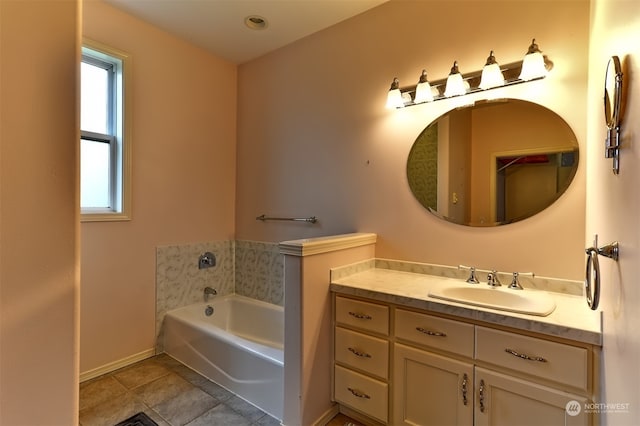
81;39;132;222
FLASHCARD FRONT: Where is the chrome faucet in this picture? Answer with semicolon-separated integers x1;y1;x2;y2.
508;272;524;290
507;272;535;290
204;287;217;300
487;270;502;287
458;265;480;284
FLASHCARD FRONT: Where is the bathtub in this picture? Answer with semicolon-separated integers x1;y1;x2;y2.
163;294;284;420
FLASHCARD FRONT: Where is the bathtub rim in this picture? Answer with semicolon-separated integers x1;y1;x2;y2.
163;294;284;365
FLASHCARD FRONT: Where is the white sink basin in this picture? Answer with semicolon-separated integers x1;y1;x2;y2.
428;285;556;316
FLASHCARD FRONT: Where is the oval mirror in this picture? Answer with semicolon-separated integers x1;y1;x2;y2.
407;99;579;226
604;55;622;129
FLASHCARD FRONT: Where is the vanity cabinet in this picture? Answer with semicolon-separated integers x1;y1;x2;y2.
333;297;390;424
393;343;474;425
333;295;594;426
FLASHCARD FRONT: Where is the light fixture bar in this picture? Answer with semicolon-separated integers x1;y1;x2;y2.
388;53;553;108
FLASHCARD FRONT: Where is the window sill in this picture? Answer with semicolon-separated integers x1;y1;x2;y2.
81;211;131;223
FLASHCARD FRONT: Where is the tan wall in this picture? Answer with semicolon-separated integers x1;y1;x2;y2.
80;0;237;373
237;0;589;280
587;0;640;423
470;101;578;223
0;0;80;423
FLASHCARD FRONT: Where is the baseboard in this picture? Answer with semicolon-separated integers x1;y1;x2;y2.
80;348;156;383
338;405;385;426
313;404;339;426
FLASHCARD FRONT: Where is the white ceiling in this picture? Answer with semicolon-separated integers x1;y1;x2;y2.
105;0;389;64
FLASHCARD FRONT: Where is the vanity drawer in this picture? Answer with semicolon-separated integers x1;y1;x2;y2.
335;326;389;379
335;296;389;336
334;364;388;423
395;309;475;358
475;326;588;390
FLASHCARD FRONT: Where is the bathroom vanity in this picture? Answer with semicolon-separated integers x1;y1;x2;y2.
330;260;601;426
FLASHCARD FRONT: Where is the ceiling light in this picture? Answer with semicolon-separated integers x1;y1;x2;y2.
245;15;268;30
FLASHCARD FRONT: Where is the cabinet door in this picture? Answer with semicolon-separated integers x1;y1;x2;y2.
475;367;588;426
393;343;473;426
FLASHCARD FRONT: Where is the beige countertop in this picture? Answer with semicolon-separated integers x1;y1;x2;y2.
330;264;602;346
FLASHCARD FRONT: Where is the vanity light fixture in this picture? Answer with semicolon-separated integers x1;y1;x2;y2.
444;61;466;97
479;50;505;90
518;39;547;81
385;38;553;108
413;70;434;103
385;77;404;109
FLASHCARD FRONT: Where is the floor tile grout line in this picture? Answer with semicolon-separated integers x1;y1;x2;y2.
79;355;284;426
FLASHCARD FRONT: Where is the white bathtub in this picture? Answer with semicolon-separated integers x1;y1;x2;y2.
163;294;284;420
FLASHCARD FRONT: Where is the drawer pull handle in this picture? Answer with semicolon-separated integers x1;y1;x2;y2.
348;311;372;320
461;373;468;406
505;348;547;363
479;379;486;413
416;326;447;337
347;387;371;399
348;347;372;358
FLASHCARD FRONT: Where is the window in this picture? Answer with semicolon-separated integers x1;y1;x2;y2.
81;39;131;221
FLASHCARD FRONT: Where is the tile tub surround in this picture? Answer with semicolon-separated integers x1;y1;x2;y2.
155;240;283;350
156;241;234;349
331;259;602;345
235;240;284;306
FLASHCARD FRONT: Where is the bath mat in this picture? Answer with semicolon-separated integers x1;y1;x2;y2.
114;412;158;426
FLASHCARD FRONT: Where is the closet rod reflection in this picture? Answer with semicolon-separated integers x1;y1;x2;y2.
256;214;317;224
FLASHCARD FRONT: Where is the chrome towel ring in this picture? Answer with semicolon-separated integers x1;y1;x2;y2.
584;234;619;310
584;247;600;310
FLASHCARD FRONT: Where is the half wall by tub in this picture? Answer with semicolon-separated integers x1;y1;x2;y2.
163;294;284;420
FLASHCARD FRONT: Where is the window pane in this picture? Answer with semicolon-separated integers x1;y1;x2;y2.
81;139;111;208
81;62;109;134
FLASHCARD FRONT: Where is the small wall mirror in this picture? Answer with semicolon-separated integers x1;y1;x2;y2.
407;99;579;226
603;55;623;174
604;55;622;129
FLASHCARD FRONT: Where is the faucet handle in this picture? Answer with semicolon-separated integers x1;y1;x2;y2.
459;265;480;284
487;270;502;287
508;272;534;290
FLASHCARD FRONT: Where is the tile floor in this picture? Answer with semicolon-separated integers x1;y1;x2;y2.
79;354;281;426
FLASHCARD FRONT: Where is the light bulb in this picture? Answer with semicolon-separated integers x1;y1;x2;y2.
479;51;505;90
519;39;548;81
386;77;404;109
444;61;466;97
414;70;434;103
